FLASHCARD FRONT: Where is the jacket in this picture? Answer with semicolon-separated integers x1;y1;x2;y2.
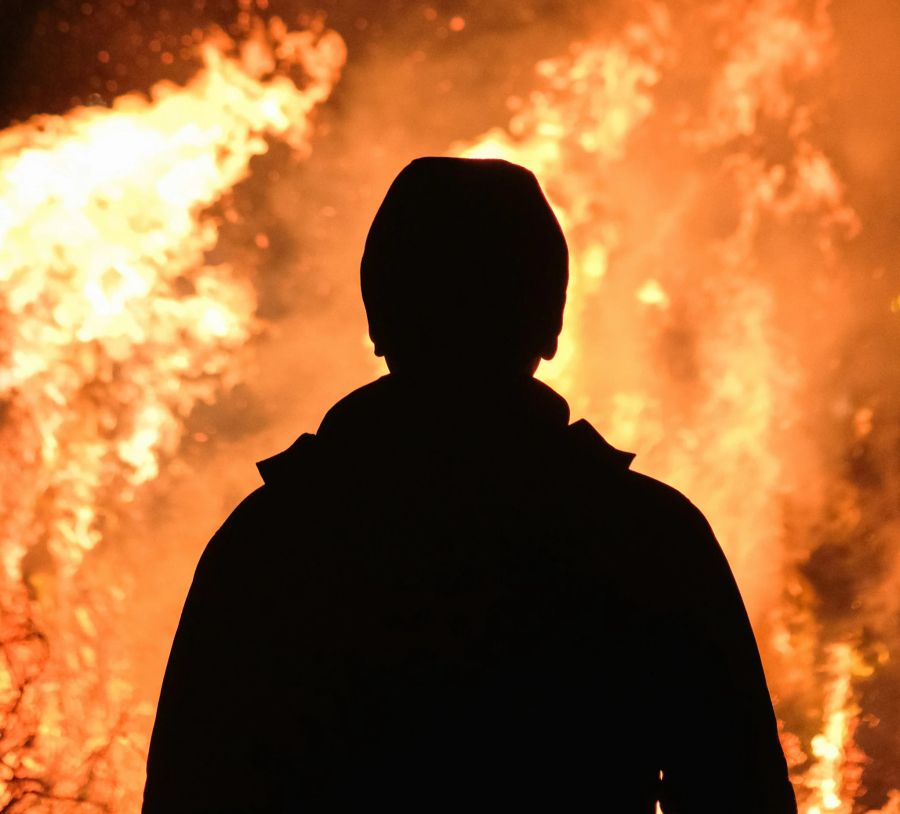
143;374;797;813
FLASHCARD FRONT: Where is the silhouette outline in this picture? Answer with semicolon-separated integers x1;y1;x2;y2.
144;157;798;813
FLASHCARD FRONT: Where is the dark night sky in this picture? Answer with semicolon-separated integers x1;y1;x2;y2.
0;0;596;127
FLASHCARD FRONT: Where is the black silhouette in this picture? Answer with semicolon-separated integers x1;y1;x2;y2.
143;158;798;812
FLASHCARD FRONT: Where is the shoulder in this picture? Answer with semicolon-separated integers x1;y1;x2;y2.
611;471;719;578
567;419;707;524
198;428;331;572
622;470;712;534
193;487;274;580
619;471;739;609
188;478;327;620
566;420;718;560
256;432;319;486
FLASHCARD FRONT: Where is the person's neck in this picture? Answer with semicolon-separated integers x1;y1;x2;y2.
386;369;535;396
381;371;569;434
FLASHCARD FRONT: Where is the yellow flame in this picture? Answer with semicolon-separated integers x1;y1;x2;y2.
0;1;894;811
804;643;863;814
0;18;344;812
454;1;883;811
0;20;344;572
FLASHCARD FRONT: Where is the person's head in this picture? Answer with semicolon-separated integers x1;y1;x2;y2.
361;157;568;379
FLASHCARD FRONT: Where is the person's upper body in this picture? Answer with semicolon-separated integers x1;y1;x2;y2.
143;157;797;813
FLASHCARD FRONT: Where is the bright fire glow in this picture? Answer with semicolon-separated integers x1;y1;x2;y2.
454;1;890;811
0;19;344;811
0;1;896;812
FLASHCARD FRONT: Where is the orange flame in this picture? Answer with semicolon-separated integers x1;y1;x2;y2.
0;1;896;811
0;18;344;812
453;1;884;811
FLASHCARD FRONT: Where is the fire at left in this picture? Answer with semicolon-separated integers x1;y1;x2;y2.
0;18;346;812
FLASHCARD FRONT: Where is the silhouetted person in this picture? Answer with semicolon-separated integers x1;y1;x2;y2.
144;158;797;813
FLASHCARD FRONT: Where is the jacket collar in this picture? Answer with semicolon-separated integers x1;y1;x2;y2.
316;374;571;443
257;375;634;485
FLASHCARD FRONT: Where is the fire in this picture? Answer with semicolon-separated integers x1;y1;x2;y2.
453;1;891;811
805;643;863;814
0;18;344;812
1;0;897;811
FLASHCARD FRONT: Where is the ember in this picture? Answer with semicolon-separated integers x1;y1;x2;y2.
0;1;897;811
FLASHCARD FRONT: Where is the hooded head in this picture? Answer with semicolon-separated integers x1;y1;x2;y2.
361;157;568;378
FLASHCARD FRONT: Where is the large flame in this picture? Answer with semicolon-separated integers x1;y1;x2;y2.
453;1;892;811
0;1;896;812
0;19;344;811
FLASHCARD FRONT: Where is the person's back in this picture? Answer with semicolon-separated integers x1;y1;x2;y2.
143;158;797;813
